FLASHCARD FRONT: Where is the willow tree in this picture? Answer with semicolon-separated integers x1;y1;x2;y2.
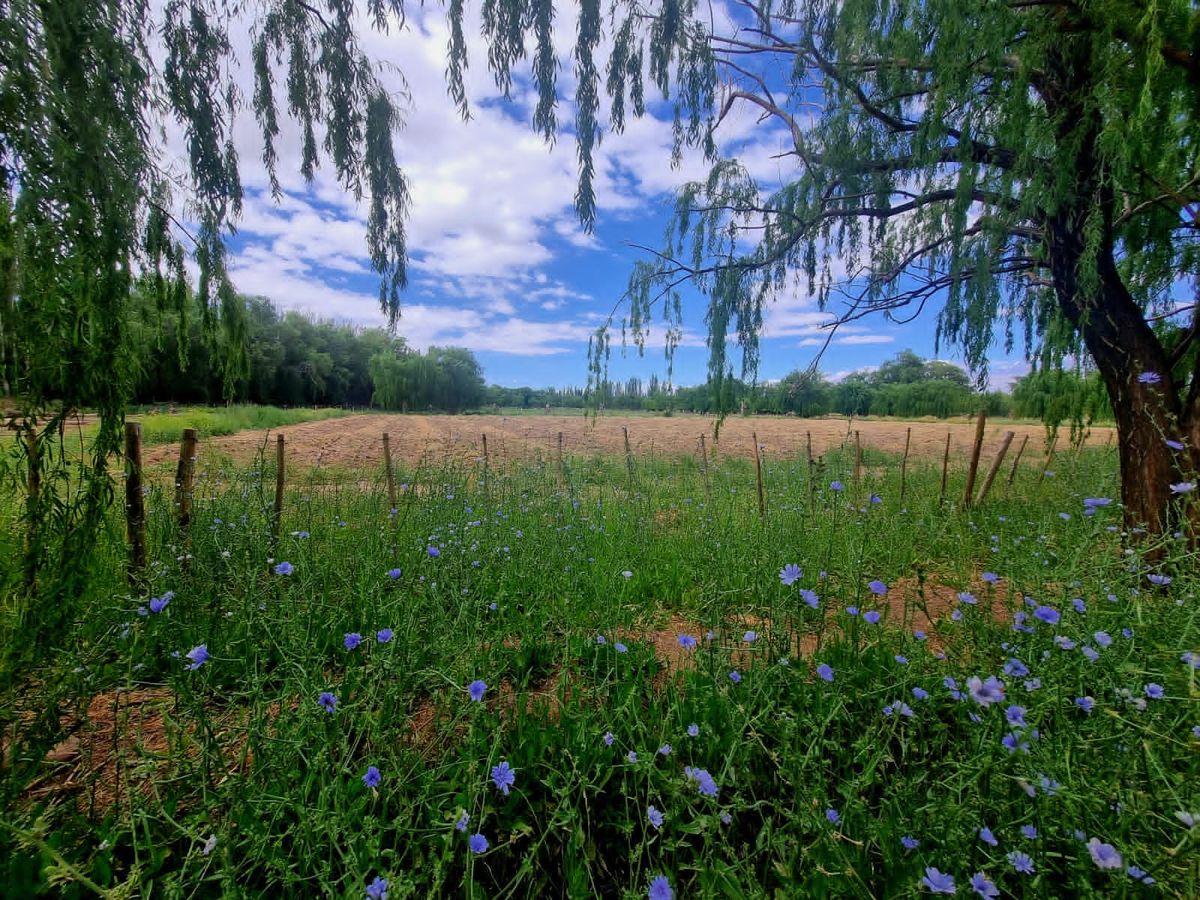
0;0;409;624
571;0;1199;537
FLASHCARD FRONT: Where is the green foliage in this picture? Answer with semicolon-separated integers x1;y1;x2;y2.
0;440;1196;896
369;344;485;413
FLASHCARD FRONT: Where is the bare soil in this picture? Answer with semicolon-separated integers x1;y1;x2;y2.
143;412;1112;470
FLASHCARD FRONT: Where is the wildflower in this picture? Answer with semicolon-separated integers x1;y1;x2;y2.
318;692;338;713
615;642;628;653
979;826;998;847
1189;652;1200;669
363;766;381;789
621;570;633;578
1087;837;1122;869
647;805;664;829
1006;706;1027;727
386;568;402;579
967;676;1005;707
1003;658;1029;677
344;633;362;651
149;594;171;614
1147;573;1172;586
864;610;882;624
1076;696;1095;713
1021;825;1037;840
969;872;999;899
800;589;820;608
468;680;487;702
1054;635;1076;650
1083;497;1112;509
743;630;757;642
274;561;294;576
1121;628;1133;639
1144;683;1164;699
677;634;697;649
914;629;927;641
366;876;389;900
779;563;802;586
1166;439;1185;450
185;645;209;670
1082;646;1100;662
1174;811;1196;828
658;744;671;756
846;606;859;617
895;655;909;665
1002;733;1030;753
603;731;614;746
952;609;963;621
1094;631;1112;647
720;812;732;825
648;875;673;900
729;671;742;684
1024;678;1041;691
825;808;840;825
1008;851;1035;874
1170;481;1196;494
427;546;440;557
981;572;999;584
1126;865;1154;885
1137;371;1162;385
455;812;469;832
202;834;217;856
815;663;834;683
684;766;719;796
958;592;977;605
868;580;887;595
376;628;393;643
491;760;516;795
1032;605;1060;625
902;835;920;850
687;723;700;737
628;751;638;763
830;481;844;492
468;833;488;854
921;867;956;894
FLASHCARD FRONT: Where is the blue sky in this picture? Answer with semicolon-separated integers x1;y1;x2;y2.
204;5;1031;391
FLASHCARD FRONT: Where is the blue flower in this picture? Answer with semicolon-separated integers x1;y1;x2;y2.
1033;605;1060;625
1076;696;1095;712
1055;635;1077;650
968;676;1005;706
1137;371;1162;384
658;744;671;756
344;633;362;651
318;691;337;713
427;546;440;557
185;644;209;670
376;628;393;643
1005;706;1027;727
830;481;845;492
1126;865;1155;885
868;579;888;595
969;872;999;898
912;687;929;701
366;876;389;899
1082;646;1100;662
687;723;700;737
386;568;402;579
742;630;757;642
1087;837;1122;869
603;731;614;746
274;561;294;576
149;593;171;614
864;610;882;624
648;875;673;900
1021;825;1037;840
800;589;820;608
647;805;664;829
1147;573;1172;586
729;671;741;684
979;826;998;847
627;750;638;763
468;833;488;854
363;766;381;789
1002;733;1030;753
1182;651;1200;669
1144;683;1164;699
981;572;999;584
958;592;977;605
870;493;883;504
1003;658;1029;677
825;808;840;825
779;563;802;586
1170;481;1196;494
846;606;859;617
615;642;628;653
921;867;956;894
685;766;719;797
1094;631;1112;647
491;760;516;795
1166;439;1185;450
468;680;487;702
455;811;469;832
817;663;834;683
1008;851;1034;874
901;835;920;850
677;634;697;649
895;655;909;665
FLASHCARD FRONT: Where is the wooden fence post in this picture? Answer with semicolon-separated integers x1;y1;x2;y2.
557;431;564;483
272;434;285;543
623;426;634;486
125;422;146;587
961;411;988;507
175;427;198;543
806;430;815;506
382;432;397;512
938;432;952;506
1007;434;1029;486
974;430;1016;505
699;433;710;498
481;433;489;495
753;432;766;521
853;430;863;483
1043;433;1058;476
900;427;912;502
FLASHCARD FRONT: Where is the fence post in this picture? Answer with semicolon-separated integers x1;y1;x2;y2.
24;422;41;597
1007;434;1029;486
623;426;634;487
481;433;489;495
961;411;988;507
125;422;146;587
806;430;815;507
974;430;1016;505
938;432;952;506
272;434;285;543
557;431;564;484
1042;433;1058;476
753;431;766;521
175;427;198;544
382;432;397;513
900;426;912;502
853;430;863;484
699;433;710;499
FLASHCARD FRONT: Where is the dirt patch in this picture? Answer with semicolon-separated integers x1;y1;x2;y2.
141;413;1112;471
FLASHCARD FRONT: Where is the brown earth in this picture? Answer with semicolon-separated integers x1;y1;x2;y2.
142;412;1112;471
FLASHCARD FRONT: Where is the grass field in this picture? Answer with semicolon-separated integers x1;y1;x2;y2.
0;432;1196;897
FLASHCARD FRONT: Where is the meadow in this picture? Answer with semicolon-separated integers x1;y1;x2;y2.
0;427;1196;898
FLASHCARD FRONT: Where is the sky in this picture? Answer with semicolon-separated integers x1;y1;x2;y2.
181;4;1033;391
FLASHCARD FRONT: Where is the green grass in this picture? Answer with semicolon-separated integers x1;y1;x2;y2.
123;405;352;446
0;441;1196;897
